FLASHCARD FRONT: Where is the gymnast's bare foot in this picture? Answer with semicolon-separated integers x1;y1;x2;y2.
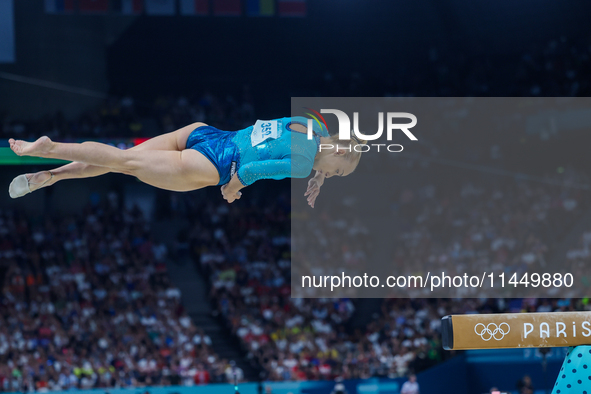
9;136;54;157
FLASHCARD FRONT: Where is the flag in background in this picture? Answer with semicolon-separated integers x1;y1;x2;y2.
79;0;109;13
145;0;175;14
246;0;274;16
120;0;143;14
180;0;209;15
44;0;75;13
277;0;305;17
213;0;240;16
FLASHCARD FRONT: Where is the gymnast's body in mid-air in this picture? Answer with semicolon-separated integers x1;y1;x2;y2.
8;117;364;207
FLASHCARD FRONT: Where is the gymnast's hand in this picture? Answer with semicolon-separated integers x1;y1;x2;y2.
221;174;245;203
305;171;325;208
221;184;242;203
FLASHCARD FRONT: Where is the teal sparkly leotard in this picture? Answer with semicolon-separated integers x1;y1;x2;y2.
185;116;329;186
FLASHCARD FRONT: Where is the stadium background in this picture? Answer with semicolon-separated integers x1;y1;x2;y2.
1;0;591;393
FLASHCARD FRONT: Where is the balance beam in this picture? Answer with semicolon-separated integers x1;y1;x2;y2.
442;312;591;394
442;312;591;350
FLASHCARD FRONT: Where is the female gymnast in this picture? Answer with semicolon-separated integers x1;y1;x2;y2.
8;117;365;208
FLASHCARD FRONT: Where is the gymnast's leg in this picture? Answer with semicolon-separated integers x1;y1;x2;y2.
12;163;112;195
9;121;203;168
9;122;214;196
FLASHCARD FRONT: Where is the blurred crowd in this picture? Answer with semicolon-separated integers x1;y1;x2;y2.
0;91;255;141
0;97;143;141
314;36;591;97
181;191;419;381
153;88;255;134
392;169;591;297
0;195;230;391
174;185;591;382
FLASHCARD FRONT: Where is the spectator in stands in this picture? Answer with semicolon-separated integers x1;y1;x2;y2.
400;374;419;394
516;375;534;394
193;363;210;385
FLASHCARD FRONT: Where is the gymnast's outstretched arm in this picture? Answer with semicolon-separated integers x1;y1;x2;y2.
220;156;312;203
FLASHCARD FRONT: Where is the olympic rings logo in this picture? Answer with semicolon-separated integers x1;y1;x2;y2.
474;322;510;341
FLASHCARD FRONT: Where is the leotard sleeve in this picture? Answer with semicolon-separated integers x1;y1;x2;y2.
236;155;312;186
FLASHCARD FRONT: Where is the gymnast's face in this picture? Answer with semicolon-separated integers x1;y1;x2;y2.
314;150;356;178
